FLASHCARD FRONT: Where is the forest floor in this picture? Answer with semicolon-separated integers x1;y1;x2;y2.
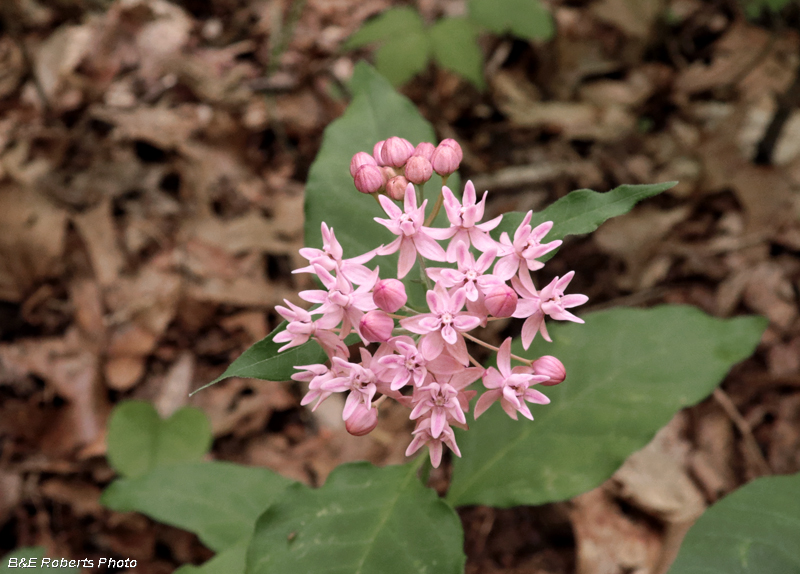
1;0;800;572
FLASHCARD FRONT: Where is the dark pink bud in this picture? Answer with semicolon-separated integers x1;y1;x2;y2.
532;355;566;386
431;143;460;176
354;164;385;194
350;151;377;177
373;278;407;312
413;142;435;161
386;175;409;201
359;310;395;343
373;140;386;165
440;138;463;162
345;403;378;436
380;137;414;167
404;155;433;184
484;284;518;317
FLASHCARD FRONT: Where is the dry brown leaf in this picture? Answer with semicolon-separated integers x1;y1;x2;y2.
153;352;195;418
104;356;146;391
0;185;67;302
72;199;125;288
571;488;662;574
90;104;207;151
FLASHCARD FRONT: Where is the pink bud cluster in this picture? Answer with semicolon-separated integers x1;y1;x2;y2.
276;139;586;468
350;137;462;197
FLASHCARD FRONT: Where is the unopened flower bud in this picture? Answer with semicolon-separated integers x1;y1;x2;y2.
354;164;385;194
380;166;397;181
431;143;460;176
386;176;409;201
532;355;566;386
373;140;386;165
404;155;433;184
345;403;378;436
484;284;518;317
380;137;414;167
350;151;377;177
414;142;435;161
373;278;407;312
359;310;395;343
439;138;463;162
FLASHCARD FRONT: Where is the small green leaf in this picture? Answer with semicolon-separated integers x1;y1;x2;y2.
195;322;331;392
429;18;485;89
344;8;430;86
344;8;425;49
102;461;293;552
492;182;677;262
107;401;212;478
246;462;465;574
669;472;800;573
468;0;554;40
374;33;431;86
447;306;767;507
305;62;458;310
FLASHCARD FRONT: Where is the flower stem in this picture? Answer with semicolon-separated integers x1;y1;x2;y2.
467;353;483;369
424;189;445;227
462;332;532;365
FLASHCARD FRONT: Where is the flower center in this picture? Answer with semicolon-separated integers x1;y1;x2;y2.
440;312;453;325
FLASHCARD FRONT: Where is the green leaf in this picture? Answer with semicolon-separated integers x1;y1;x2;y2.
246;462;465;574
196;322;330;392
669;472;800;573
102;461;293;552
175;538;249;574
468;0;554;39
429;18;485;89
344;8;430;86
492;182;676;263
344;8;425;49
447;306;767;507
0;547;79;573
107;401;212;478
304;62;458;310
374;34;431;86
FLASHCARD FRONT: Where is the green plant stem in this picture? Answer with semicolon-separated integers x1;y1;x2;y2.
462;332;532;365
424;189;445;226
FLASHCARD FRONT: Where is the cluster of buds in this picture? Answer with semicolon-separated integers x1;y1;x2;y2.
350;137;463;198
275;139;587;468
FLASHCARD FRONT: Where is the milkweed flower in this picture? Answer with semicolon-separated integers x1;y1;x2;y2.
277;138;589;468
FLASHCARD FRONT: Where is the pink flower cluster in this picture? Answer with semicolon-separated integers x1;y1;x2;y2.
275;139;588;468
351;137;462;197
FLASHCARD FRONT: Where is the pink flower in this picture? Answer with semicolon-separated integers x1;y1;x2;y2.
359;310;395;343
372;278;407;313
381;137;415;167
400;284;482;365
474;338;550;420
294;363;335;411
354;164;385;194
409;368;482;437
374;184;451;278
273;300;344;355
373;140;386;165
428;242;497;302
495;214;562;281
431;144;460;176
350;152;377;177
321;348;380;421
386;175;410;200
345;403;379;436
483;283;518;317
294;223;377;285
442;181;502;261
405;417;461;468
532;355;566;386
404;155;433;184
299;264;378;342
512;270;588;349
414;142;435;161
378;336;462;390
